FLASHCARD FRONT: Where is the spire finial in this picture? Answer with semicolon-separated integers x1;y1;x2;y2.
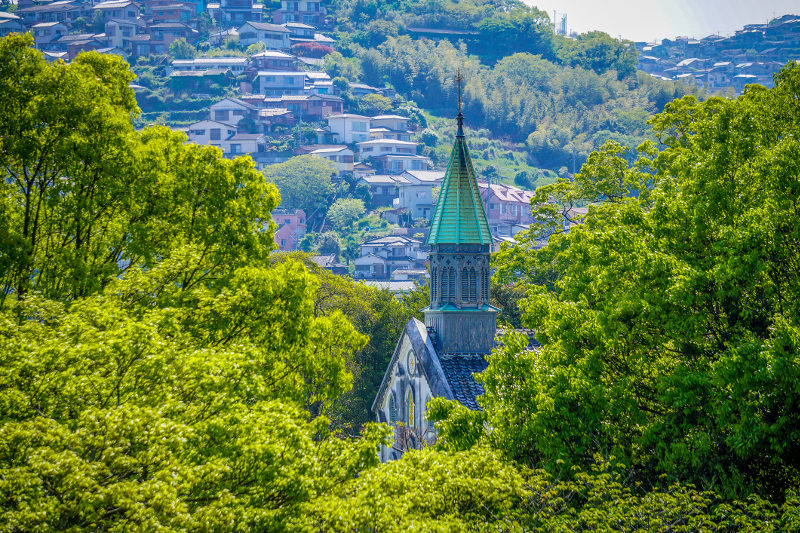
456;69;464;137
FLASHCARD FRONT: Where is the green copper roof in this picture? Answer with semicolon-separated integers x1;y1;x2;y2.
427;116;492;246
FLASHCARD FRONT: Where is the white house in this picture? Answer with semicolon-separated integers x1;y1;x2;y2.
185;119;237;147
254;70;306;95
209;98;258;126
327;114;370;144
218;133;267;158
309;146;354;175
32;22;66;48
373;154;432;174
172;57;249;73
394;170;444;221
371;114;412;132
237;21;291;49
357;139;418;158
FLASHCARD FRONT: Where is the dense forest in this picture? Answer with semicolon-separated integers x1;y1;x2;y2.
2;15;800;533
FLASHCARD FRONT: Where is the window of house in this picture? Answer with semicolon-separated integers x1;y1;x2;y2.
500;204;506;214
230;144;240;153
362;147;372;153
388;394;397;423
352;122;367;132
489;203;496;210
214;110;229;121
210;128;221;140
280;239;286;246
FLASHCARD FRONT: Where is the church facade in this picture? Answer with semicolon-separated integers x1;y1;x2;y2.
371;105;499;461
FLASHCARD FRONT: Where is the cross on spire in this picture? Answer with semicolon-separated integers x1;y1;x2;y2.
456;69;464;137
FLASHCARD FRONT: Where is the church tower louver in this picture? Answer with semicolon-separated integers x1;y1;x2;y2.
424;77;497;353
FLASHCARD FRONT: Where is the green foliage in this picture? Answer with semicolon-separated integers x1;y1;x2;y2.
297;449;790;531
316;231;342;256
0;35;275;305
245;41;266;55
355;37;699;170
262;155;336;219
0;36;391;529
328;198;366;231
487;62;800;498
169;37;197;59
359;93;394;115
556;31;638;79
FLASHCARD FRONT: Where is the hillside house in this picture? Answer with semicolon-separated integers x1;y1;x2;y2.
261;94;343;120
394;170;444;221
0;12;24;37
172;56;249;73
144;0;196;23
209;98;258;126
271;0;325;26
93;0;140;23
371;154;432;174
273;209;306;251
208;0;263;25
359;174;398;208
307;146;354;175
16;1;88;26
479;182;534;237
105;19;142;49
254;70;306;95
186;120;238;147
327;114;370;144
354;235;425;280
249;49;295;71
237;21;290;49
32;22;66;48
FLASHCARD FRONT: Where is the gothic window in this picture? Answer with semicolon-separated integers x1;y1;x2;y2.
431;267;438;301
448;267;455;301
389;394;397;424
481;267;489;301
407;389;415;427
441;267;449;301
469;268;477;302
407;349;416;376
461;267;469;301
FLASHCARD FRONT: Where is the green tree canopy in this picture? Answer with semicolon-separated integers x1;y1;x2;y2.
169;37;197;59
0;36;389;529
328;198;366;232
262;155;336;219
486;62;800;498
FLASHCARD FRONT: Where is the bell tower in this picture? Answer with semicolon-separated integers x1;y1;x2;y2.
424;74;496;354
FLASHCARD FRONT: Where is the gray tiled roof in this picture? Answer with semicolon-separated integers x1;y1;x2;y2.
439;354;489;410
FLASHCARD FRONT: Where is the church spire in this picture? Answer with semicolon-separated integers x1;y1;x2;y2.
426;73;491;246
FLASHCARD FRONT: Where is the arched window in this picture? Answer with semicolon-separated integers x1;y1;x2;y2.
461;267;469;301
448;267;456;301
388;394;397;424
407;389;414;427
468;268;477;302
441;267;449;301
431;267;438;302
481;267;489;302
